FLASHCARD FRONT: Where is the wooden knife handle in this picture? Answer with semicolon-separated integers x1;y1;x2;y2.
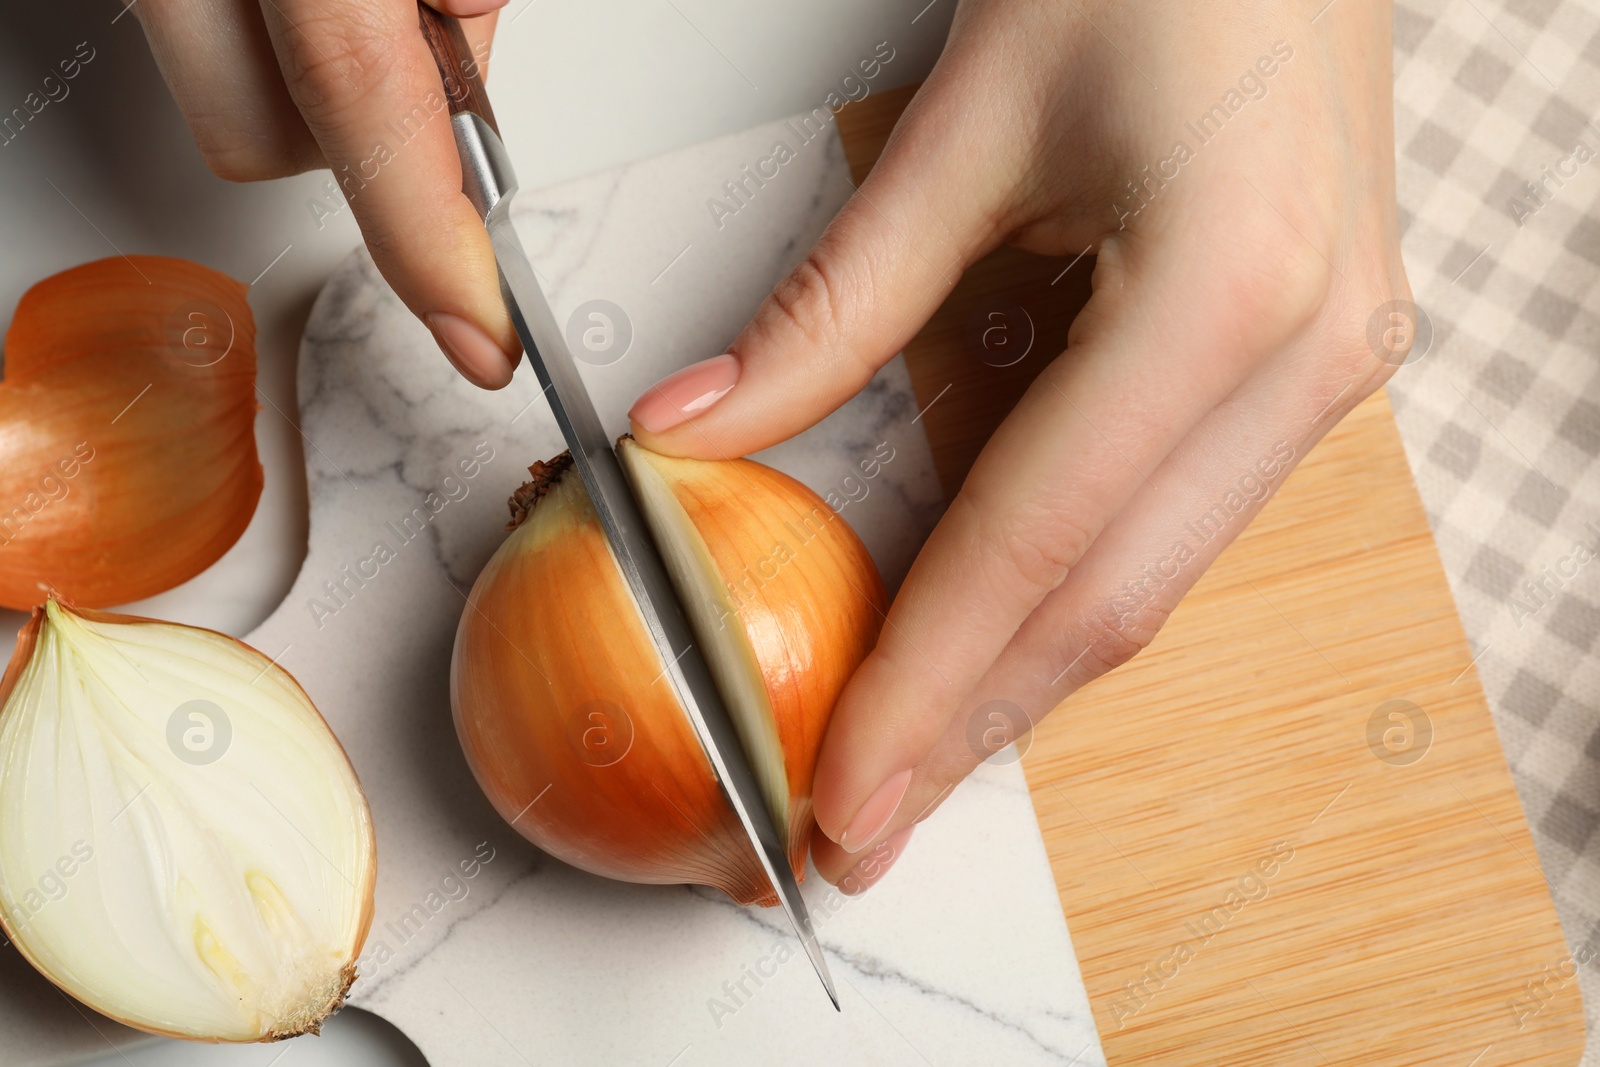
416;3;500;136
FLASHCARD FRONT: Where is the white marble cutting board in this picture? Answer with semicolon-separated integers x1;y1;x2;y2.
3;112;1105;1066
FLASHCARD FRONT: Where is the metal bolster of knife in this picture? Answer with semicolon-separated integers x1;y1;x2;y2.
452;113;518;223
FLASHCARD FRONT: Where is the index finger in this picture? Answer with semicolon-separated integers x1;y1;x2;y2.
258;0;518;388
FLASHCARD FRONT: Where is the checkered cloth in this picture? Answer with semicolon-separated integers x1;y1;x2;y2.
1390;0;1600;1052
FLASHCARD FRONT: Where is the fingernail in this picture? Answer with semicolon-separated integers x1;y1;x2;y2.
427;312;514;390
440;0;508;15
841;825;914;896
837;768;914;854
628;353;739;433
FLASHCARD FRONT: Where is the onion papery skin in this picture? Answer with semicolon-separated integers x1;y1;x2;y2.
0;601;375;1042
0;256;261;609
451;447;884;906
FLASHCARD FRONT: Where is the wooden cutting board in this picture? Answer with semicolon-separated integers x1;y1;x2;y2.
838;85;1585;1065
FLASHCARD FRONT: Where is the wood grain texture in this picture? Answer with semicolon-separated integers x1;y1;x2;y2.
837;84;1585;1065
416;4;499;134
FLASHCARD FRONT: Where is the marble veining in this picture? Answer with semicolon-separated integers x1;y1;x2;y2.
1;111;1105;1066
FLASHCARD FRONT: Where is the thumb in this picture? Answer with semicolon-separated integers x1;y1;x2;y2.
627;83;1016;459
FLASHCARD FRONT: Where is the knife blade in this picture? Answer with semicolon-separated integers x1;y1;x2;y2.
417;6;838;1009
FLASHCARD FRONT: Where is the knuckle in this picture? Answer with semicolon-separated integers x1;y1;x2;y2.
1301;267;1419;404
1075;597;1169;679
1225;194;1420;407
760;251;846;358
1227;223;1336;346
275;8;395;114
1163;182;1342;362
967;495;1089;608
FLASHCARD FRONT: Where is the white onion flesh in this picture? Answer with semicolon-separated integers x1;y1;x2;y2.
619;439;790;828
0;601;374;1042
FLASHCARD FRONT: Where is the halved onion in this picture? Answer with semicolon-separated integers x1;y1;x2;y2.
0;256;262;609
0;601;375;1041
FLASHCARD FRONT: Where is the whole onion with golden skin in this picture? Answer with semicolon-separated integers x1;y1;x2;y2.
452;439;884;904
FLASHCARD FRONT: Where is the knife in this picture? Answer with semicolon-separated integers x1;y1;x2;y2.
416;6;838;1010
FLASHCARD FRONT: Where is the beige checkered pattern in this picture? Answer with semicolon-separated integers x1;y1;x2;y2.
1389;0;1600;1055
